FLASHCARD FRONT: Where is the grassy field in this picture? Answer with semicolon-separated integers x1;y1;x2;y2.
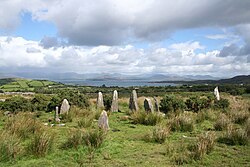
0;79;62;92
0;93;249;167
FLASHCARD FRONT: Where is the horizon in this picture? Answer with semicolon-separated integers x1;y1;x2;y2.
0;1;250;78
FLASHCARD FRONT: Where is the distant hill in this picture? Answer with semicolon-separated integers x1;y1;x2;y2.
0;78;63;92
153;75;250;84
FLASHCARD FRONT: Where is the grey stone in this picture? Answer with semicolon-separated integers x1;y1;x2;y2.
129;89;139;112
96;92;104;108
111;90;118;112
214;86;220;101
153;96;160;112
55;106;60;122
60;99;70;115
98;110;109;130
144;98;154;113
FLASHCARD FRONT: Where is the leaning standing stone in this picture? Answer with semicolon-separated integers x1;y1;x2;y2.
96;92;104;108
129;89;139;112
60;99;70;115
153;96;160;112
214;86;220;101
144;98;154;113
111;90;118;112
98;110;109;130
55;106;60;122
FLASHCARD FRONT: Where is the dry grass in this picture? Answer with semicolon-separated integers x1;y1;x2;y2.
168;114;194;132
214;113;231;131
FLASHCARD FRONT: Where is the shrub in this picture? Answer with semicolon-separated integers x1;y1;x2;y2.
189;132;215;160
131;111;163;126
152;126;170;144
46;95;61;112
185;96;212;112
160;95;185;113
103;95;112;111
231;111;249;125
217;126;248;145
214;98;230;109
59;91;90;108
77;117;93;128
1;96;32;112
62;128;84;149
4;113;42;139
168;115;194;132
31;94;50;111
0;131;21;162
83;129;106;149
214;114;230;131
27;130;54;157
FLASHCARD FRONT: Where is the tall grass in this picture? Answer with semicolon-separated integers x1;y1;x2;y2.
230;110;249;125
168;115;194;132
152;126;170;144
0;131;21;162
62;128;85;149
27;130;55;157
131;111;163;126
214;114;231;131
4;113;42;139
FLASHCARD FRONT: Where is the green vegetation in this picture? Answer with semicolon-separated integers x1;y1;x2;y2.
0;80;249;166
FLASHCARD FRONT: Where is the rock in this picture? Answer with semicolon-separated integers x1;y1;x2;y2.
98;110;109;130
144;98;154;113
4;111;10;116
111;90;118;112
96;92;104;108
214;86;220;101
153;96;160;112
60;99;70;115
129;90;139;112
55;106;60;122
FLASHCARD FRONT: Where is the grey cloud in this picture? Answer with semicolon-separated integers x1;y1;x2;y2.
219;44;240;57
26;47;41;53
39;36;58;48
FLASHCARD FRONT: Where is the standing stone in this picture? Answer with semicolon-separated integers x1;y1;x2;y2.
55;106;60;122
129;89;139;112
144;98;154;113
60;99;70;115
214;86;220;101
96;92;104;108
153;96;160;112
98;110;109;130
111;90;118;112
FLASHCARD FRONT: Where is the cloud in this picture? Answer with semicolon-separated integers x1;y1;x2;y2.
0;36;249;77
39;36;59;48
1;0;250;46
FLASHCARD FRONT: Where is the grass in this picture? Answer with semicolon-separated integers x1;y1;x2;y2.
0;94;249;166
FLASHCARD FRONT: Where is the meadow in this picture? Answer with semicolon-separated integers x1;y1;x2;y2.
0;88;249;167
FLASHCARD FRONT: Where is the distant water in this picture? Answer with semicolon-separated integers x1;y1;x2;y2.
54;79;177;87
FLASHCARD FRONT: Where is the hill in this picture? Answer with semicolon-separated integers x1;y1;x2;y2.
153;75;250;85
0;78;63;92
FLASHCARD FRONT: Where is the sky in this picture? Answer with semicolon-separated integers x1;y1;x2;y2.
0;0;250;78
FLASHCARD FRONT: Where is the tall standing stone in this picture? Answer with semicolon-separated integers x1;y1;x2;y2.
60;99;70;115
144;98;154;113
153;96;160;112
129;89;139;112
214;86;220;101
111;90;118;112
55;106;60;122
98;110;109;130
96;92;104;108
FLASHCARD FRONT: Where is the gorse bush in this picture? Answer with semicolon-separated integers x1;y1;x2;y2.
214;114;231;131
27;130;54;157
0;131;21;162
131;111;163;126
1;96;32;112
160;95;185;113
185;96;212;112
4;113;42;139
168;115;194;132
214;98;230;109
103;94;112;111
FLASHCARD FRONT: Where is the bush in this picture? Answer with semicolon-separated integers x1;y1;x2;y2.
152;126;170;144
160;95;185;113
168;115;194;132
4;113;42;139
185;96;212;112
214;114;230;131
189;132;215;160
83;129;106;148
103;95;112;111
131;111;163;126
214;98;230;109
0;131;21;162
59;91;90;108
1;96;32;112
62;129;84;149
46;95;61;112
217;126;248;145
31;94;50;111
27;130;54;157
